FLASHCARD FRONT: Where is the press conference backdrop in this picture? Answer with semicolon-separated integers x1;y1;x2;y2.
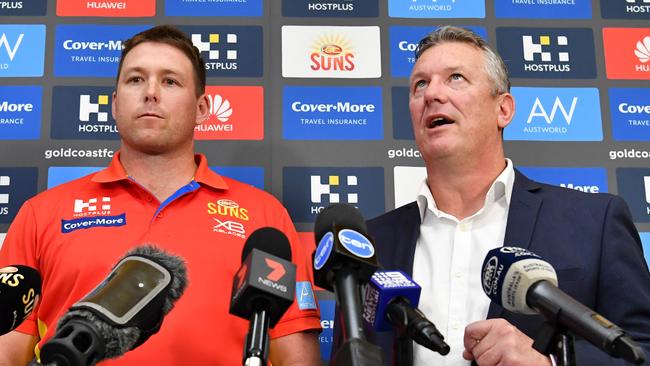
1;0;649;362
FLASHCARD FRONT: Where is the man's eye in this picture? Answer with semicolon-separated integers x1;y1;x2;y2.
127;76;143;83
414;80;427;90
164;79;178;85
450;73;464;81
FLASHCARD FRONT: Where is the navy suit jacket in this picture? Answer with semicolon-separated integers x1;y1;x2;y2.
362;170;650;365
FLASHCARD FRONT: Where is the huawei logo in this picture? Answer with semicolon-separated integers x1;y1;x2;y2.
635;36;650;63
208;94;233;122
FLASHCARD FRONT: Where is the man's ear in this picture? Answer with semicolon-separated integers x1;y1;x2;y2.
497;92;515;130
195;93;210;125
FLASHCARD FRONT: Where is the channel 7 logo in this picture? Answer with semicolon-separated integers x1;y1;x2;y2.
282;167;385;223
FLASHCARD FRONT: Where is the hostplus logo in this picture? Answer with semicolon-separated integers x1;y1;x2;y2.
73;197;111;217
311;175;358;206
0;176;9;215
616;168;650;222
626;0;650;13
80;94;110;123
192;32;238;70
522;35;570;72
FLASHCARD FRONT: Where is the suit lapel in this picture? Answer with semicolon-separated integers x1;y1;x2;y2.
487;169;543;319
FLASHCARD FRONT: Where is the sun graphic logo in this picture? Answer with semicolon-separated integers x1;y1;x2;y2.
309;34;355;72
208;94;233;122
635;36;650;63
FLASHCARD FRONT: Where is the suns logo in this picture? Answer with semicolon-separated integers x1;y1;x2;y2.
309;34;355;72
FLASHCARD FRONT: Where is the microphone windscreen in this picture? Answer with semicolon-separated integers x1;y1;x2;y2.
0;265;41;335
241;227;292;263
314;203;368;243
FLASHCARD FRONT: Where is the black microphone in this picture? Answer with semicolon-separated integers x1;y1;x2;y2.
481;246;646;365
39;245;188;366
362;270;449;355
229;227;296;366
313;203;383;365
0;265;41;335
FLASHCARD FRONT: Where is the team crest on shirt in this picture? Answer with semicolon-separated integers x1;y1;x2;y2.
61;196;126;233
207;199;249;238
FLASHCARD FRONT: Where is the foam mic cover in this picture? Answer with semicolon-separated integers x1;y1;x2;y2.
40;245;188;366
481;246;646;364
230;227;296;328
312;203;379;291
0;265;41;335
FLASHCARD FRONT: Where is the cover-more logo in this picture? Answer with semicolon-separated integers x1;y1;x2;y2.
282;26;381;78
0;86;42;140
609;88;650;141
0;24;45;77
497;27;596;79
603;28;650;79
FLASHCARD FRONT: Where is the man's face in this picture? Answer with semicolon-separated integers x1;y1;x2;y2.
408;42;513;163
112;42;209;155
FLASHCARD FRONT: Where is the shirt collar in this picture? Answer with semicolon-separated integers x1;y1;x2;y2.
416;158;515;222
92;152;229;190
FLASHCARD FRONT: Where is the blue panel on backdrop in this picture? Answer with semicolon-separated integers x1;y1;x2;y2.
640;232;650;268
0;24;45;77
517;167;608;194
601;0;650;19
210;167;264;190
609;88;650;141
388;0;485;18
495;0;592;19
0;167;38;223
392;87;413;140
318;298;335;361
48;167;103;189
0;86;42;140
616;168;650;223
166;0;262;16
0;0;47;15
51;86;118;140
282;0;378;17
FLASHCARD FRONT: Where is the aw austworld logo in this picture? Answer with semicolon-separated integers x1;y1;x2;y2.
283;86;383;140
609;88;650;141
0;24;45;77
54;24;149;77
505;87;602;141
389;25;487;78
0;86;42;140
517;167;608;194
388;0;485;18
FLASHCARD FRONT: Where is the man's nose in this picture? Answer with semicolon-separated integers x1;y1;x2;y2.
423;80;449;104
144;80;159;103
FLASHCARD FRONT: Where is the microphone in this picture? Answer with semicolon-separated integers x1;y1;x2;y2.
0;265;41;335
481;246;646;365
229;227;296;366
39;245;188;366
313;203;383;365
362;270;450;355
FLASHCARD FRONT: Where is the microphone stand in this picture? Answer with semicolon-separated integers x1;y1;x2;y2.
532;321;577;366
243;308;270;366
331;267;384;366
392;335;412;366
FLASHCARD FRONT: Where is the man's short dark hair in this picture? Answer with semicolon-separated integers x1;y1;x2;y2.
116;25;206;96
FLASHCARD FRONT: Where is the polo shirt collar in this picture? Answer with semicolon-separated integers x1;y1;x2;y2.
91;151;229;190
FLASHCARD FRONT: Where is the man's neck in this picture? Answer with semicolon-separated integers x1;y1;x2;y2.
425;156;507;220
119;147;198;202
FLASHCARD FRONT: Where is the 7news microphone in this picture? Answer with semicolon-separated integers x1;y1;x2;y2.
229;227;296;366
313;203;383;365
0;265;41;335
481;246;646;365
362;270;449;357
36;245;188;366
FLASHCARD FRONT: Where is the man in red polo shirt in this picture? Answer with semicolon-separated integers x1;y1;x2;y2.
0;25;322;365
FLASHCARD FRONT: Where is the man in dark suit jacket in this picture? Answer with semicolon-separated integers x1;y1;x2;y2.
357;26;650;366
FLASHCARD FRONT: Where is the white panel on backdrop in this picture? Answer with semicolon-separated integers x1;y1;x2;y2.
281;25;381;78
393;166;427;209
0;233;5;250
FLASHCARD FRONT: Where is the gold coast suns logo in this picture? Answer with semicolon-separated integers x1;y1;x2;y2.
207;199;249;221
309;34;355;72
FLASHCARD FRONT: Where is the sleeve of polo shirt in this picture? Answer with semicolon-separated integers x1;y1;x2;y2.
0;200;41;337
268;206;322;339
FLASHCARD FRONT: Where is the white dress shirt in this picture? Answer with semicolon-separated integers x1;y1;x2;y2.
412;159;515;366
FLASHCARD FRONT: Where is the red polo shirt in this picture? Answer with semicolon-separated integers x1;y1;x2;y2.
0;153;321;364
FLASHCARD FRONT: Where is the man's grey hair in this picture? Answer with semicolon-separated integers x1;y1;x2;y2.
415;26;510;96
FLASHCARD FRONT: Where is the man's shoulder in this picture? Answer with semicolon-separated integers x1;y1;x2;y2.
367;201;419;236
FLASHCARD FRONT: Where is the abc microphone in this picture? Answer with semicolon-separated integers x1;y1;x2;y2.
0;265;41;335
38;245;188;366
229;227;296;366
481;246;646;365
362;270;449;356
